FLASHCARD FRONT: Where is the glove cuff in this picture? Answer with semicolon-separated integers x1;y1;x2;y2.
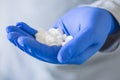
99;28;120;52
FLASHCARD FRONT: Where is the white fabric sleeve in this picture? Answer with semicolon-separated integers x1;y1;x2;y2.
91;0;120;23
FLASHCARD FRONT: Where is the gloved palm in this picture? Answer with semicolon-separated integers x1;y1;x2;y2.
6;23;61;64
6;6;117;64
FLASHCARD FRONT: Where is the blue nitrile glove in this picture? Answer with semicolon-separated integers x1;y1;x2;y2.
6;22;61;64
53;6;119;64
6;6;118;64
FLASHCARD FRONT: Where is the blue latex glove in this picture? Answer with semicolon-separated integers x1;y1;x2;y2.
6;23;61;64
6;6;118;64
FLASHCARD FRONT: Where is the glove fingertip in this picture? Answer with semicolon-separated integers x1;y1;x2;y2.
7;32;24;46
7;32;22;41
16;22;26;27
16;22;38;36
7;32;14;42
6;25;16;33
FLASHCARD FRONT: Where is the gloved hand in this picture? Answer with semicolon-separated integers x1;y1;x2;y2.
6;6;118;64
6;22;61;64
53;6;119;64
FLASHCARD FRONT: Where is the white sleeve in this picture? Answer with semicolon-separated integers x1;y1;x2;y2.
91;0;120;23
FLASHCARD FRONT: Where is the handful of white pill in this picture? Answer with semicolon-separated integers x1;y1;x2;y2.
35;28;73;46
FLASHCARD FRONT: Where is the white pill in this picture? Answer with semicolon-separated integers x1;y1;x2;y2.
65;36;73;43
35;28;46;44
35;28;73;46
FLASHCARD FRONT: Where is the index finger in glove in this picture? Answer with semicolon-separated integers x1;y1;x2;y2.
16;22;38;37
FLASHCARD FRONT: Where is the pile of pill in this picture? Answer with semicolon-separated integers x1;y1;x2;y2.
35;28;73;46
